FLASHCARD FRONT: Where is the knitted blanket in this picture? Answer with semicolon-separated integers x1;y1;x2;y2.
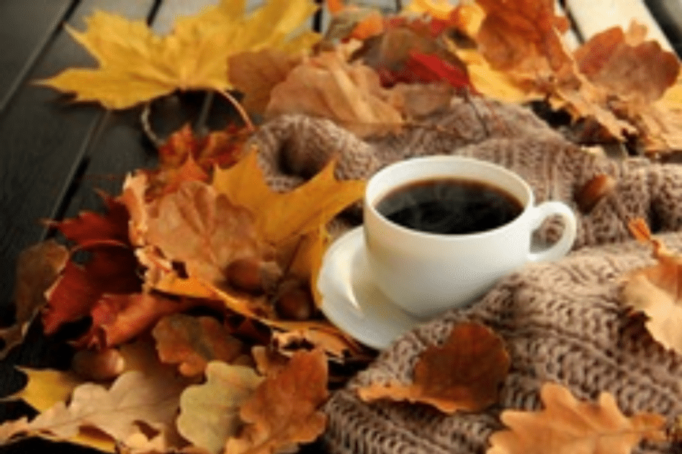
247;97;682;454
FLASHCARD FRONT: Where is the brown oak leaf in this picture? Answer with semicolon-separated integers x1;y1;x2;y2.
622;218;682;354
357;322;509;413
152;314;245;376
265;50;403;137
487;382;666;454
177;361;264;454
225;349;329;454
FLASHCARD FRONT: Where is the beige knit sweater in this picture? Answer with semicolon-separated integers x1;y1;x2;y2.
248;97;682;454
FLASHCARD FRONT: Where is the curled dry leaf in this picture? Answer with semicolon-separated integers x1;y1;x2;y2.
75;292;199;349
487;382;666;454
38;0;319;109
622;218;682;354
266;50;403;137
152;314;245;376
357;322;509;413
225;349;329;454
0;240;68;360
177;361;264;454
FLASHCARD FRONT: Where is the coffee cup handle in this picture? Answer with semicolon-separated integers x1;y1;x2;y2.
527;201;577;262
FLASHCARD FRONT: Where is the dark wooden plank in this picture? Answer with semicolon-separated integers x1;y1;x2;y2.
0;0;157;314
0;0;75;114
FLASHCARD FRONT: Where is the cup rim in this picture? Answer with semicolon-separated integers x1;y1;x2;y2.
364;155;534;240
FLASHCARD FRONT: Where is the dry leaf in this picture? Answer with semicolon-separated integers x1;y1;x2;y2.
143;180;268;288
487;382;666;454
229;50;303;115
575;24;679;105
2;361;189;452
225;349;328;454
622;218;682;353
177;361;264;454
38;0;319;109
152;314;245;376
357;322;509;413
0;241;68;359
42;241;141;336
266;50;403;137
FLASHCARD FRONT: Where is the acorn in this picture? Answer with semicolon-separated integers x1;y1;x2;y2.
575;174;617;214
72;348;125;381
227;257;265;293
274;279;315;321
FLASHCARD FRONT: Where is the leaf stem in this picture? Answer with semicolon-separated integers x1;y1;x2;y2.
216;89;256;132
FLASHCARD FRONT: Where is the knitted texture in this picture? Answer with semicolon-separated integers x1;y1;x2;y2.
246;96;682;454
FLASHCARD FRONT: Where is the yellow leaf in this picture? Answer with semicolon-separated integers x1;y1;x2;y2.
213;149;366;246
401;0;454;20
488;382;666;454
38;0;319;109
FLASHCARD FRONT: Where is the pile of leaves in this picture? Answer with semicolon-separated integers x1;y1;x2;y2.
2;0;682;453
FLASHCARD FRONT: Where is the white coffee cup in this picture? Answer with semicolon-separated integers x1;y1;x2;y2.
363;155;577;318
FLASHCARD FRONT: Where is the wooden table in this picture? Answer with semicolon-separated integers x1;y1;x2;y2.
0;0;679;453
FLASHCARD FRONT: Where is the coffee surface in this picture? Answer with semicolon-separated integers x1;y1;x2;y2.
376;178;523;234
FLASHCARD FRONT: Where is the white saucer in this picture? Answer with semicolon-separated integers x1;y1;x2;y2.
317;227;423;350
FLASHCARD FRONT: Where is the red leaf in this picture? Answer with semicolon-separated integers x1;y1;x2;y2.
50;195;130;245
42;242;140;335
381;52;473;91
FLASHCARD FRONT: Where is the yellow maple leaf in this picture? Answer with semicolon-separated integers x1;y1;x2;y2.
212;148;366;246
38;0;320;109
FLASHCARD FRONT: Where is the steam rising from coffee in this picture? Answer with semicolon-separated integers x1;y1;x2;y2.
376;178;523;234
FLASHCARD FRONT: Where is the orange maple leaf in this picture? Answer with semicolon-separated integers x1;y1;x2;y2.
357;322;509;413
487;382;666;454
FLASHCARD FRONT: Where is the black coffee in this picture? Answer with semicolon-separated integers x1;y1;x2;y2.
376;178;523;234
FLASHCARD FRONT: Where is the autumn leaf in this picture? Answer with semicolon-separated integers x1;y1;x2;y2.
225;349;328;454
621;218;682;354
212;149;365;247
38;0;320;109
357;322;509;413
75;292;199;349
2;368;116;452
402;0;454;20
177;361;264;454
574;24;679;104
42;241;141;336
2;356;190;452
487;382;666;454
229;50;303;115
0;241;68;359
152;314;245;376
142;180;269;288
266;50;403;137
